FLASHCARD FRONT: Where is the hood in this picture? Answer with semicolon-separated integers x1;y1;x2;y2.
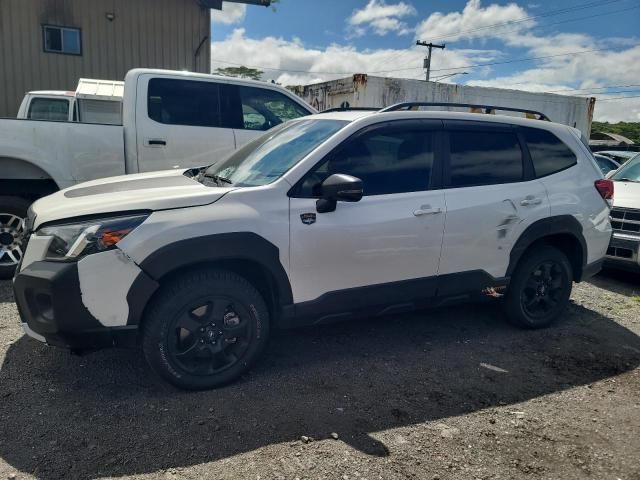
30;169;234;229
613;180;640;210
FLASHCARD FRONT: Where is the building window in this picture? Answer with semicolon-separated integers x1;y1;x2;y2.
42;25;81;55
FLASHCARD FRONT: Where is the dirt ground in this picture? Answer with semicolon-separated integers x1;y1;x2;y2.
0;270;639;480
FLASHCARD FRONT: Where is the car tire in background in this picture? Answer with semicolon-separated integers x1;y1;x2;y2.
504;246;573;329
0;196;30;280
142;268;270;390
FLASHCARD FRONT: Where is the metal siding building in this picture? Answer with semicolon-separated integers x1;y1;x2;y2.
0;0;211;117
293;75;596;136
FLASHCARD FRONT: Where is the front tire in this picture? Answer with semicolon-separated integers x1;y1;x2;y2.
0;196;30;280
142;269;270;390
504;246;573;329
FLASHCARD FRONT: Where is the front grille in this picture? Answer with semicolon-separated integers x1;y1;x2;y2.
611;207;640;234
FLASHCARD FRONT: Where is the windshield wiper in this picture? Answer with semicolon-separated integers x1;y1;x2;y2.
616;177;639;183
202;173;233;185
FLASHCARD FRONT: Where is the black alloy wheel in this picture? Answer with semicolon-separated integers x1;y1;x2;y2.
504;246;573;329
169;297;252;376
142;269;269;390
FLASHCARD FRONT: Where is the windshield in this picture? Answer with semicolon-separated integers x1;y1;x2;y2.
611;153;640;182
203;119;348;187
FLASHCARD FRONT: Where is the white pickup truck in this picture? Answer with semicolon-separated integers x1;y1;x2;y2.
17;78;124;125
0;68;316;277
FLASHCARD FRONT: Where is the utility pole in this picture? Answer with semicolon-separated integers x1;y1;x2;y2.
416;41;445;81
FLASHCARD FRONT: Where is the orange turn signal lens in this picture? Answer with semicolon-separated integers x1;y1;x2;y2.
100;228;133;247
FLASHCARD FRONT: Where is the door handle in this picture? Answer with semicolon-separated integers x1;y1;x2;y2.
146;139;167;147
520;197;542;206
413;207;443;217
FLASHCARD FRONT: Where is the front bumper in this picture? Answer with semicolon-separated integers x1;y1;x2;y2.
13;261;138;349
605;231;640;271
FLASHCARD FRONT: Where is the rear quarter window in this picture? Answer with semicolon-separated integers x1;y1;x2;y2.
522;127;577;178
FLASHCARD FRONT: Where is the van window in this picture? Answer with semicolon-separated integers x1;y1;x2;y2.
522;128;577;177
148;78;222;127
28;98;70;121
238;86;310;131
447;130;523;187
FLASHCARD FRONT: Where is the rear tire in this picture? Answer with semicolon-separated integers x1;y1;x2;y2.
0;196;30;280
504;246;573;329
142;268;270;390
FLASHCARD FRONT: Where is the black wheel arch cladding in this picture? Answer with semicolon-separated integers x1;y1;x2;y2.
507;215;587;280
137;232;294;308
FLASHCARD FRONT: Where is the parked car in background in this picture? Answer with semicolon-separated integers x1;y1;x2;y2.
13;104;611;389
597;150;638;165
605;154;640;271
0;69;316;278
594;154;620;175
17;78;124;125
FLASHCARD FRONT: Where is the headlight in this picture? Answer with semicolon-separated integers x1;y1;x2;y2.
37;214;148;260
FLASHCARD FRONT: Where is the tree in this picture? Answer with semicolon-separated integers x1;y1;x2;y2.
214;66;263;81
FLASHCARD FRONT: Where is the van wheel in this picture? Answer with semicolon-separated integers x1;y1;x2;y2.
504;246;573;329
0;196;30;280
142;269;270;390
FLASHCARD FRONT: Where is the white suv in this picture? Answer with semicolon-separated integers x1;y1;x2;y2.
13;105;613;390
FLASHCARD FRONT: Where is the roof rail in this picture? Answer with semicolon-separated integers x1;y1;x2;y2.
378;102;550;121
321;107;380;113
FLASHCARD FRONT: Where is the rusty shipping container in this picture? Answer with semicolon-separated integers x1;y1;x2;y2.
292;74;596;137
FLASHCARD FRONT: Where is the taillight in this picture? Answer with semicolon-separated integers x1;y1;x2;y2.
594;179;614;205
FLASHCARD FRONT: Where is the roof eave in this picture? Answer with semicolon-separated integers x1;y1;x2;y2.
198;0;271;10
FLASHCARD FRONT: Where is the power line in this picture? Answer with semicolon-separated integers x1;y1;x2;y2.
597;95;640;101
576;89;640;96
211;47;612;76
427;47;608;73
546;83;640;93
416;0;628;44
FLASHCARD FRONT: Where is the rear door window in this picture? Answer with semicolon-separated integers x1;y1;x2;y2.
147;78;222;127
28;98;70;121
446;130;523;187
522;127;577;177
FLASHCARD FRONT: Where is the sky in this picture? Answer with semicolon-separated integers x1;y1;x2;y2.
211;0;640;122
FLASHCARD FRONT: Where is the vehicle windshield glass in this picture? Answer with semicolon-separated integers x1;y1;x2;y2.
203;119;348;187
611;153;640;182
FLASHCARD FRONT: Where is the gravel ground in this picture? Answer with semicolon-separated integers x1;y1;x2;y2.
0;271;639;480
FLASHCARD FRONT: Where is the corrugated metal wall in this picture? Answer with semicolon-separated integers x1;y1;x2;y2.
294;75;596;137
0;0;211;117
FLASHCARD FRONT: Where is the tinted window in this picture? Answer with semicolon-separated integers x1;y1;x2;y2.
148;78;222;127
28;98;69;121
523;127;577;177
43;25;81;55
299;125;435;197
447;130;523;187
239;86;309;131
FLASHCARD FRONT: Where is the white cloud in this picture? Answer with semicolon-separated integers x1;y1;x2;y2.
415;0;531;43
212;3;247;25
349;0;416;36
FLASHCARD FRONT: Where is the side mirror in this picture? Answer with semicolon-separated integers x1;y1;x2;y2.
316;174;363;213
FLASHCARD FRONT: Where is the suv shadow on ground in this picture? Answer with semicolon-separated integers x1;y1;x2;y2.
1;299;639;479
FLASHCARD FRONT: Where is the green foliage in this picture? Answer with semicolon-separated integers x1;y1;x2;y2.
591;121;640;144
214;66;263;81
